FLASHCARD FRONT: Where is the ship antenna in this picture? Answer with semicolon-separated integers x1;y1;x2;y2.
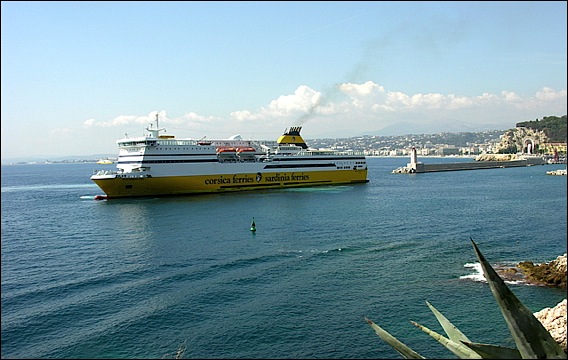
155;112;159;129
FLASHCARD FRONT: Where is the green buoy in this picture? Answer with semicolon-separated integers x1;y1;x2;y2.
250;217;256;232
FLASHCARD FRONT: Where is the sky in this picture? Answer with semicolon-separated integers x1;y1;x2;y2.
1;1;567;160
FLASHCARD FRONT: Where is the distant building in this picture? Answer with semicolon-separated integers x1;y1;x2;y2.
389;149;404;156
436;147;460;156
539;142;567;155
461;146;480;155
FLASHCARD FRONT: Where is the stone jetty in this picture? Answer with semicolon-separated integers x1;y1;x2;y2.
392;148;546;174
547;168;567;176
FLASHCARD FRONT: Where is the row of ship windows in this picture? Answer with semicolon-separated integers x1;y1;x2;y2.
121;141;203;147
126;147;211;152
335;160;366;165
156;147;209;151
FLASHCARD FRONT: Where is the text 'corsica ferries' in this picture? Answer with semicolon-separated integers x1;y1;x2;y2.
91;115;368;198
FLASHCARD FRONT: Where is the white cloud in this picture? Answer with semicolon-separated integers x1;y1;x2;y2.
501;91;521;102
181;112;210;122
4;82;565;159
49;128;72;136
339;81;384;96
77;83;566;140
536;87;567;101
446;95;473;109
82;111;168;128
230;85;322;123
269;85;320;113
83;118;96;127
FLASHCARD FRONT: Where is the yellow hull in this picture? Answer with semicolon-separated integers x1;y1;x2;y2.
92;169;368;198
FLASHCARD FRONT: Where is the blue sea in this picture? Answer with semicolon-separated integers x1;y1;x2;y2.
1;157;566;359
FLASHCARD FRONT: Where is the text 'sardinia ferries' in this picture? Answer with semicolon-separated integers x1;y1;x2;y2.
91;115;368;198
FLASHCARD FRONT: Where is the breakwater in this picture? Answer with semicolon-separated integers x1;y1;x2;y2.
392;148;546;174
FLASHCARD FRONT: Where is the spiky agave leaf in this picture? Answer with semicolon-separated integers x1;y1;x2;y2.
470;238;566;359
425;300;471;344
410;320;482;359
425;300;523;358
462;341;522;359
364;317;425;359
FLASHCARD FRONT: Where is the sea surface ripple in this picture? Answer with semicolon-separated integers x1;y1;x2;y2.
1;158;566;358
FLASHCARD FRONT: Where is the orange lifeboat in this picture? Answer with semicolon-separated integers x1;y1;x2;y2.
216;146;236;153
236;146;256;153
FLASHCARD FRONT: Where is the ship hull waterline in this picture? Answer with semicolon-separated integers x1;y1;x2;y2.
92;169;369;199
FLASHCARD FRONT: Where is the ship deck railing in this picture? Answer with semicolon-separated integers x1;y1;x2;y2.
299;150;366;156
92;169;122;176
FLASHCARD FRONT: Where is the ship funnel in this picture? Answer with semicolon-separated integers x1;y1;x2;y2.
277;126;308;149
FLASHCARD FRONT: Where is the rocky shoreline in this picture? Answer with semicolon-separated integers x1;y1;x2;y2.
534;299;567;353
496;254;567;352
498;254;567;288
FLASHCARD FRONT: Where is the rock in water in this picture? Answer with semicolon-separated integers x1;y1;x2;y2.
534;299;567;352
518;254;567;288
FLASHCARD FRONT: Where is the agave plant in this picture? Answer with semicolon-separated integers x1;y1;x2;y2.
365;238;567;359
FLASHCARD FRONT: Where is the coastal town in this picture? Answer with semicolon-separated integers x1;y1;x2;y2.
5;127;567;165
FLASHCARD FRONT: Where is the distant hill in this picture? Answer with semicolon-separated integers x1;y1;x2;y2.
1;154;115;165
369;121;510;137
516;115;567;142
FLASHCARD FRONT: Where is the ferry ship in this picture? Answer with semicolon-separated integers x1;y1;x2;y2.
91;115;368;198
96;159;114;165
